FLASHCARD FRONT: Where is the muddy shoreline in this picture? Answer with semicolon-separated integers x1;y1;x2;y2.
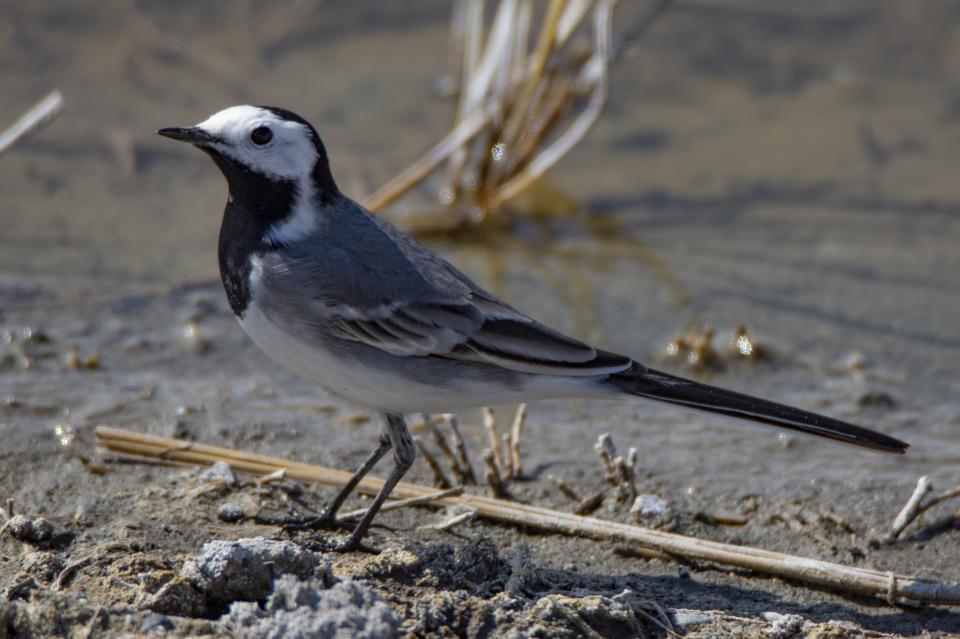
2;286;958;636
4;1;960;636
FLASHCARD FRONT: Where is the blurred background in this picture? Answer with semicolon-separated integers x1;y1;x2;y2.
3;0;960;522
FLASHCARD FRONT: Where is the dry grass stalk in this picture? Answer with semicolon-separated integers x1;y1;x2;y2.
888;476;932;540
594;433;637;504
445;414;478;484
364;0;669;230
508;403;528;478
426;417;468;481
548;474;581;502
502;433;514;477
419;509;477;532
483;449;509;499
885;476;960;542
483;407;506;474
573;491;605;516
0;91;64;155
414;436;453;489
94;426;960;607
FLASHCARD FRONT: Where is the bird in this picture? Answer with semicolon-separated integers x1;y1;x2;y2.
158;105;908;552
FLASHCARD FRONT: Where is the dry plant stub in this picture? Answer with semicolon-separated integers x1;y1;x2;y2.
95;426;960;607
364;0;671;229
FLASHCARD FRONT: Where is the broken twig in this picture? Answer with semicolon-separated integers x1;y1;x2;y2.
888;476;933;541
415;436;453;489
885;476;960;542
0;91;64;155
340;486;463;522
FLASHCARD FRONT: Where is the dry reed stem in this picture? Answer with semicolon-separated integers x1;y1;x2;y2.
0;91;64;155
415;437;453;489
363;99;499;212
340;486;463;522
446;414;478;484
420;509;477;532
365;0;659;222
94;426;960;607
888;476;933;541
491;0;612;208
482;0;565;192
887;476;960;541
508;403;527;478
482;449;508;498
445;0;516;196
483;407;505;474
548;474;581;501
426;418;466;481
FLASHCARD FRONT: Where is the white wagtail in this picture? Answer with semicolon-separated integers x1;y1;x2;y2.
158;105;908;551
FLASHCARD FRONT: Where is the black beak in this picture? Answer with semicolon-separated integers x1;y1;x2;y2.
156;126;215;145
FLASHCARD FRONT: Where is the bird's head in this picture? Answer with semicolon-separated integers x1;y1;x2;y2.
158;105;337;193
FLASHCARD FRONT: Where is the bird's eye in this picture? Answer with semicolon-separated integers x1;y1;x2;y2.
250;126;273;145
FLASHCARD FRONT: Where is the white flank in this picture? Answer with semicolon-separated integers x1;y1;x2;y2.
239;300;609;414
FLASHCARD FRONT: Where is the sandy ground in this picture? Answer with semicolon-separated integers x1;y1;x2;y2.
2;1;960;637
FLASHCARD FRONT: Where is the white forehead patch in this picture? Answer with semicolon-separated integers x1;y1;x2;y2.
194;105;318;181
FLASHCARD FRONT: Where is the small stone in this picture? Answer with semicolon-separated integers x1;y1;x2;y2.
201;461;238;486
630;494;667;518
762;611;804;639
217;503;248;523
140;613;175;633
6;515;55;543
671;610;714;627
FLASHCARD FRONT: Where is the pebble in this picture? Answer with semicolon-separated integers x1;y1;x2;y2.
630;494;667;518
217;503;248;523
140;614;175;633
200;461;239;486
762;611;805;639
671;610;715;627
6;515;55;543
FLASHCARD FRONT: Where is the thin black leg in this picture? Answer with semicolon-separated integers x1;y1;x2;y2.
323;433;391;520
335;412;416;552
282;432;391;533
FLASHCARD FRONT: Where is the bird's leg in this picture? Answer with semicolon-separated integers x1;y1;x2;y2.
332;413;416;553
282;432;391;533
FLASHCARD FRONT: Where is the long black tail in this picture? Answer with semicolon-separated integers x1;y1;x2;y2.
609;365;908;453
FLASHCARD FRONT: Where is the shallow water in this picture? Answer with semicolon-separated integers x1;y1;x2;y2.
3;0;960;554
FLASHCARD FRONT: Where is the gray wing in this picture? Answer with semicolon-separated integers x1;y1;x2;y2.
256;229;632;377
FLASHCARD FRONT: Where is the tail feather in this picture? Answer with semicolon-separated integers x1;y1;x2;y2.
610;365;908;454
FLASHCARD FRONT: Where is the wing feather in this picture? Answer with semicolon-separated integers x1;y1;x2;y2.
319;298;631;376
256;242;632;376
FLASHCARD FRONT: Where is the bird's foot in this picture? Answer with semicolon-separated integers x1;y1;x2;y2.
278;510;385;553
280;509;356;535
